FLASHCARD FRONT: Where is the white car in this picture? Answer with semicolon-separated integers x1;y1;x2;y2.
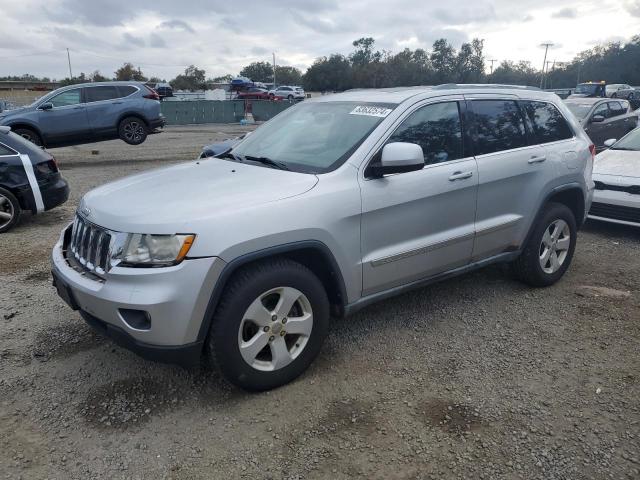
268;86;305;101
589;128;640;226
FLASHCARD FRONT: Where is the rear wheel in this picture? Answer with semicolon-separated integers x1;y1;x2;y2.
118;117;148;145
0;187;21;233
287;94;294;101
512;202;577;287
13;128;42;147
207;258;330;391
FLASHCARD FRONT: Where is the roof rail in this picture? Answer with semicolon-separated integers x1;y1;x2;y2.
433;83;542;91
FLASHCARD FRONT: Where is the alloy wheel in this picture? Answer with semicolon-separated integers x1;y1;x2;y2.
0;194;14;230
238;286;313;371
539;219;571;274
123;121;145;142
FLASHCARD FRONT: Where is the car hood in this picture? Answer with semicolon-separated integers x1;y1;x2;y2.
593;149;640;178
0;106;30;119
81;158;319;233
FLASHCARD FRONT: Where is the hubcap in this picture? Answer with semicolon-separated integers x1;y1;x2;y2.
238;286;313;371
539;219;571;274
123;122;144;142
0;194;14;229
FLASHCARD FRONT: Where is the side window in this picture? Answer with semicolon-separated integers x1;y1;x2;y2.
472;100;527;155
85;86;120;103
0;143;17;156
387;101;463;166
608;101;624;117
117;86;137;97
521;101;573;144
592;103;609;119
49;89;82;107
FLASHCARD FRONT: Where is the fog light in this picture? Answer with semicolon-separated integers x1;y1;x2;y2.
119;309;151;330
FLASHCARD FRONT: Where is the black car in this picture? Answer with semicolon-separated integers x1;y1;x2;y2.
0;126;69;232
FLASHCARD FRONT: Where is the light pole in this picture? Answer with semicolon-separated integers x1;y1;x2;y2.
272;52;276;88
488;59;497;75
539;42;554;89
66;48;73;79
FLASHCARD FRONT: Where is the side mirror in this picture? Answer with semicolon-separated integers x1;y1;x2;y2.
39;102;53;111
603;138;617;148
591;114;605;123
371;142;425;177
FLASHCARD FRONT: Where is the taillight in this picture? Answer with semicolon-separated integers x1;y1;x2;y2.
143;85;160;100
34;159;58;177
589;144;596;160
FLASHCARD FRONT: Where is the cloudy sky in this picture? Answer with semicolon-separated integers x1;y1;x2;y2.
1;0;639;80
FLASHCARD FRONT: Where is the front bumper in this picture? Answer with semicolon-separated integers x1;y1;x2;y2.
149;115;166;130
51;226;226;365
588;188;640;227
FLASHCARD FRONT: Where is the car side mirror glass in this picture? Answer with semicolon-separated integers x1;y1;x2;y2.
603;138;617;148
39;102;53;111
591;115;605;123
371;142;425;178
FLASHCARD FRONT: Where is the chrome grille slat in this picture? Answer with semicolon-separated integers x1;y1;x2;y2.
67;213;112;275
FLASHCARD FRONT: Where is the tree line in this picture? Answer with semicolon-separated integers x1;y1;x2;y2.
3;35;639;91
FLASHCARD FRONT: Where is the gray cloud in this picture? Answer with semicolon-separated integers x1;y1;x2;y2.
625;0;640;16
158;19;195;33
149;33;167;48
552;7;577;18
123;33;145;47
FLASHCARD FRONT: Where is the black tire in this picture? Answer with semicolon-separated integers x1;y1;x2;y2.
629;92;635;100
611;93;617;98
207;258;330;391
118;117;148;145
0;187;21;233
13;128;42;147
287;94;294;101
512;202;577;287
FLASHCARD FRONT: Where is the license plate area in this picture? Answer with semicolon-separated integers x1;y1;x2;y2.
52;270;79;310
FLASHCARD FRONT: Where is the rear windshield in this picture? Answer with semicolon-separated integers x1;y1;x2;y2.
575;84;601;95
2;131;50;161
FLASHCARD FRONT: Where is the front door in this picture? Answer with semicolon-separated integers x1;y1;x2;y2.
359;99;478;296
38;87;91;145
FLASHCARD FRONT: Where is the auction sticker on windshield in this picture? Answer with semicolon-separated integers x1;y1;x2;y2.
349;105;393;117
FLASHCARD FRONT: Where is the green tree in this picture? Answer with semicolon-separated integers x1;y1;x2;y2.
239;61;274;83
170;65;206;91
114;63;146;81
209;74;233;83
302;54;353;91
90;70;110;82
430;39;456;83
274;65;303;86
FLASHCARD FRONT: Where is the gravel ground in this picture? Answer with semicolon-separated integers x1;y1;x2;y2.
0;125;639;480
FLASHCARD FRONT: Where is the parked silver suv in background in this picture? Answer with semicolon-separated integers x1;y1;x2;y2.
0;81;165;147
52;85;594;391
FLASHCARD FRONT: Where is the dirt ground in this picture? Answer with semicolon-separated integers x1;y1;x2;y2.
0;125;638;480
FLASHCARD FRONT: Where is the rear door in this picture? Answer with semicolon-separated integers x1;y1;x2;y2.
37;87;91;145
84;85;123;137
359;98;478;295
584;102;610;148
608;100;635;138
467;97;548;260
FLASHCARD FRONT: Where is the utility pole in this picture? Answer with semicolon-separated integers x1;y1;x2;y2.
66;48;73;79
488;59;497;75
539;42;553;89
272;52;276;88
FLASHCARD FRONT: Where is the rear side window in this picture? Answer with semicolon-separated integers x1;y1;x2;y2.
521;101;573;144
85;86;120;103
387;101;463;165
0;142;16;156
472;100;527;155
117;86;137;97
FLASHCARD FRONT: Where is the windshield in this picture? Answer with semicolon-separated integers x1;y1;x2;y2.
575;84;600;95
230;101;395;173
564;102;593;120
611;128;640;151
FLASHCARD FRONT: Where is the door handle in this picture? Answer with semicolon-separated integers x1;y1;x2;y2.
448;171;473;181
528;155;547;164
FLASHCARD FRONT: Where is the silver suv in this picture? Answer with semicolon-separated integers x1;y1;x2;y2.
52;85;594;391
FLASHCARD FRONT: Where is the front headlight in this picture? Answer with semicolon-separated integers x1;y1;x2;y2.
111;233;195;267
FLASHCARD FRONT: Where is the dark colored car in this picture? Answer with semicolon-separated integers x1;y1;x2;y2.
569;82;607;98
0;126;69;232
0;81;165;148
564;98;638;150
148;82;173;99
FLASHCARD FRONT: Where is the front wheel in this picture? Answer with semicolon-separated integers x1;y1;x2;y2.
511;202;577;287
118;117;148;145
13;128;42;147
207;258;330;391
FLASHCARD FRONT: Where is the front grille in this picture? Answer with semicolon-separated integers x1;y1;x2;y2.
590;202;640;224
594;181;640;195
68;214;112;275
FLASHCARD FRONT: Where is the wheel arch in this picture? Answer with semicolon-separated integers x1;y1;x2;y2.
6;122;44;140
196;241;349;343
117;112;149;128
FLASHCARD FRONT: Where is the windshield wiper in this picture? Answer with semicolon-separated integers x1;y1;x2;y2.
243;155;290;171
217;151;244;162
